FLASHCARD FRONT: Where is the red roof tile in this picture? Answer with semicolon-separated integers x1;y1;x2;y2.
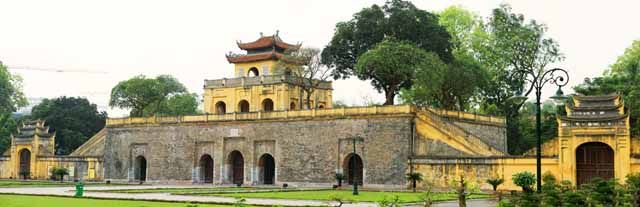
237;35;299;50
226;51;285;63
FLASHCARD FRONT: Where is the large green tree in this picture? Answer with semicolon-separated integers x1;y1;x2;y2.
110;75;197;117
574;40;640;136
400;53;488;110
0;62;27;154
355;39;436;105
322;0;452;81
30;97;107;155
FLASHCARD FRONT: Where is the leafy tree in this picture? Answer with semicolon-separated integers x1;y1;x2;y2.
0;62;28;115
322;0;452;79
110;75;195;117
0;62;27;154
31;97;107;155
145;93;199;116
400;53;488;110
276;47;333;109
512;101;559;155
355;39;435;105
0;116;18;155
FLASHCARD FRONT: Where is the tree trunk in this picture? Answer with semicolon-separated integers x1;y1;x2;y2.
384;88;396;105
60;175;64;183
413;180;417;192
306;91;313;109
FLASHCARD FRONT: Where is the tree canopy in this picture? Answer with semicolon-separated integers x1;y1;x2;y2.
109;75;198;117
355;39;435;105
30;96;107;155
322;0;452;80
0;62;27;154
276;47;333;109
0;62;27;115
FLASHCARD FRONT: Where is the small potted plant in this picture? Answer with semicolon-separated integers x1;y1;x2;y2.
335;173;344;187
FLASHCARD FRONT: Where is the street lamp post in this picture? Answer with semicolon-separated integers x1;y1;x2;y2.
352;137;359;195
509;68;569;193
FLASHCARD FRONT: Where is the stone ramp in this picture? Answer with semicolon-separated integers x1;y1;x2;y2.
414;109;505;157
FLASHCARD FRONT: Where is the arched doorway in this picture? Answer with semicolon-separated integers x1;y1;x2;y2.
18;149;31;179
258;154;275;184
227;151;244;184
262;99;274;112
215;101;226;114
290;102;296;110
248;67;259;77
199;154;214;183
238;100;250;113
134;156;147;181
318;104;325;109
343;153;363;185
576;142;614;186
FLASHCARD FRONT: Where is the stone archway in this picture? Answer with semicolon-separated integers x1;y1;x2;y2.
238;100;250;113
343;153;363;185
576;142;614;186
258;154;275;184
199;154;214;183
134;156;147;181
215;101;226;114
262;99;274;112
18;149;31;179
227;151;244;184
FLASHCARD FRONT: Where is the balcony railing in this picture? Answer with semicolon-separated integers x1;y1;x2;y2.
106;105;505;126
204;75;333;89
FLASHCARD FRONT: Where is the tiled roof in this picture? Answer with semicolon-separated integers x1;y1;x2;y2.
226;51;284;63
236;34;299;50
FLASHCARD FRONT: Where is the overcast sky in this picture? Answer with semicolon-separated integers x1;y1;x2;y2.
1;0;639;117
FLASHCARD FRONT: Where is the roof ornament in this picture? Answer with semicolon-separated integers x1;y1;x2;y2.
260;32;263;37
276;30;279;36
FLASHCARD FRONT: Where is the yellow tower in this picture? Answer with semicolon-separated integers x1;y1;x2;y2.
6;120;55;179
203;32;333;114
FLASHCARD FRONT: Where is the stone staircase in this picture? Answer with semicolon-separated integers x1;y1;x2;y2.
414;109;506;156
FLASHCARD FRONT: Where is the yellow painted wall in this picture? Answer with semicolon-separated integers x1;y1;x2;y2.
233;60;279;77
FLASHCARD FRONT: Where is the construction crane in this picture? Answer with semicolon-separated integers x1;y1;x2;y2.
6;65;108;74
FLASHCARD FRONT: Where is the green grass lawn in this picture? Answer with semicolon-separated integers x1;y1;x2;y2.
95;187;256;194
0;194;235;207
201;190;491;203
0;180;127;188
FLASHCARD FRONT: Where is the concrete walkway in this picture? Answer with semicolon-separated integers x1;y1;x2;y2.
0;185;496;207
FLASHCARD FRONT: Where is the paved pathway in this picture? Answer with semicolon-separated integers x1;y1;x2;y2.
0;185;496;207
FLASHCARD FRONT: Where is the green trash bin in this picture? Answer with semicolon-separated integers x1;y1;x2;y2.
75;182;84;197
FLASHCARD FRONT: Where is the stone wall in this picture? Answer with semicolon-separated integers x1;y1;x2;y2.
104;114;413;187
451;120;507;153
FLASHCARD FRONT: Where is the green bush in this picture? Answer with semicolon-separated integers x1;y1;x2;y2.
512;172;536;192
50;167;69;183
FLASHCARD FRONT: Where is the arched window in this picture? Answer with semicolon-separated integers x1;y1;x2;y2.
215;101;226;114
262;99;274;112
290;102;296;110
199;154;214;183
258;154;276;184
238;100;250;113
248;67;259;77
134;156;147;182
318;104;325;109
227;150;244;184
